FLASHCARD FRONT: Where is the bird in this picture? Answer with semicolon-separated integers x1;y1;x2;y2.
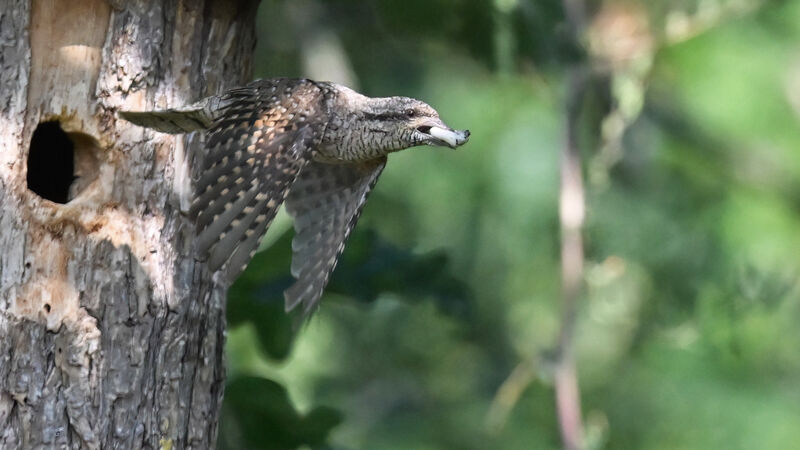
120;78;470;314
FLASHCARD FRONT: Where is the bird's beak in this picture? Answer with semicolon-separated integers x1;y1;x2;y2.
417;123;470;149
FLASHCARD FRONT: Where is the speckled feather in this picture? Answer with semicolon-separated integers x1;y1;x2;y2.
190;79;327;282
119;77;469;315
284;158;386;313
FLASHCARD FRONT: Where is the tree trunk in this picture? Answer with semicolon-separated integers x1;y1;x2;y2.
0;0;258;448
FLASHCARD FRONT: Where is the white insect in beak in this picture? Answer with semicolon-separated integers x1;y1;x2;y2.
428;126;471;149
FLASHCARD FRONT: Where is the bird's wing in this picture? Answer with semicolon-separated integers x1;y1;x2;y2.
192;79;327;282
284;157;387;313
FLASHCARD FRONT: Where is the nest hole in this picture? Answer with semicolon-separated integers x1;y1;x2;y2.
27;121;101;203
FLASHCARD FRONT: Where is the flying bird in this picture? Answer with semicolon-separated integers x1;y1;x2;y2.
120;78;470;314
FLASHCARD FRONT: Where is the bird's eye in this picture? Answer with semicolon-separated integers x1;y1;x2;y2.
405;109;416;118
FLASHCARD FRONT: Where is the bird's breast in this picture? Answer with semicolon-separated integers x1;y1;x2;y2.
317;125;390;162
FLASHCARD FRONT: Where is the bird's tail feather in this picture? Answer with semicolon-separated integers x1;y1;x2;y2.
119;98;219;134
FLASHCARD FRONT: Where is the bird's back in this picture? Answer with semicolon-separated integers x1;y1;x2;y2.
190;78;333;279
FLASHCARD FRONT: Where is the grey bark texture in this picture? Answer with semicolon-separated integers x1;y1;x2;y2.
0;0;258;448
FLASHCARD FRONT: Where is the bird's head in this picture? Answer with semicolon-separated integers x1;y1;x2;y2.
362;96;470;151
325;85;470;159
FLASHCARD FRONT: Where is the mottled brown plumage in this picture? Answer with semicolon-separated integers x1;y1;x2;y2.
120;78;469;314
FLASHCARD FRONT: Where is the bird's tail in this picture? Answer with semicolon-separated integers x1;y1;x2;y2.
119;97;220;134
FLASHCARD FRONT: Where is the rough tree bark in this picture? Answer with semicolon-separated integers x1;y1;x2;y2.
0;0;258;448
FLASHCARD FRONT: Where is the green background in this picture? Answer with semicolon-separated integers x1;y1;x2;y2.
218;1;800;448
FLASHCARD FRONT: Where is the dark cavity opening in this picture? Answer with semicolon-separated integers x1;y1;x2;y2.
27;121;75;204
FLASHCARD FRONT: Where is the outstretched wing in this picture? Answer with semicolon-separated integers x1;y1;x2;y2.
284;157;387;313
192;79;327;282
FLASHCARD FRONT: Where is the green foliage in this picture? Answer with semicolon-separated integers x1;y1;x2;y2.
222;0;800;448
219;376;342;449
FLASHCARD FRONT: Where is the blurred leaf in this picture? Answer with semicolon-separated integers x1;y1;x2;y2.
219;376;342;450
228;232;295;360
328;229;472;320
229;227;472;358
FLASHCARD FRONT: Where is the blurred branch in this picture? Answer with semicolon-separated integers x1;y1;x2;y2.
663;0;767;46
562;0;588;35
486;358;537;433
486;1;589;444
556;0;588;449
556;69;587;450
585;2;653;189
493;0;518;75
287;0;358;87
